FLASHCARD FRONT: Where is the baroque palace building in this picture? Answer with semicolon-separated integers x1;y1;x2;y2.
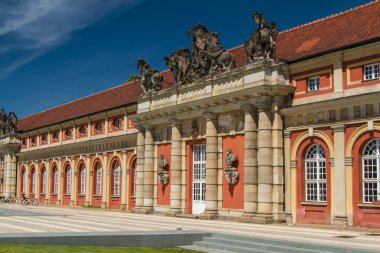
0;1;379;228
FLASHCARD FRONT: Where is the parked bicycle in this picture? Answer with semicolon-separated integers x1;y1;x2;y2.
0;196;18;204
20;194;38;206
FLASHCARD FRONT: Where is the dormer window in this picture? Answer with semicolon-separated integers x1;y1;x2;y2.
41;134;48;144
364;63;379;81
65;129;72;139
112;119;121;130
308;76;320;91
30;137;37;146
53;132;59;142
79;126;86;136
95;122;103;133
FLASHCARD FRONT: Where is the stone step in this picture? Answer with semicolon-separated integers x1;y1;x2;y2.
211;233;376;253
194;241;278;253
203;237;328;253
180;244;231;253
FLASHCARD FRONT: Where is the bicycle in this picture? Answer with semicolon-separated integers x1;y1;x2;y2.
21;195;38;206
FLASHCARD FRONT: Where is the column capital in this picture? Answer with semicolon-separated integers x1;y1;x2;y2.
284;130;292;139
143;124;154;131
331;124;345;133
169;117;181;126
202;111;217;120
254;96;273;111
240;104;257;113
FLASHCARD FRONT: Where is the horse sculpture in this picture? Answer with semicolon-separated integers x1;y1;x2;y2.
244;12;278;62
164;48;193;85
136;58;163;94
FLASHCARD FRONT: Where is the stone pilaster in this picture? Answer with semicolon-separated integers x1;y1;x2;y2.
272;96;285;222
121;151;128;210
45;161;50;204
331;124;348;226
133;126;145;212
25;163;30;197
101;153;108;209
284;130;292;223
70;158;76;206
200;112;219;220
143;125;154;213
85;156;91;207
57;159;62;205
168;119;183;216
240;104;258;219
255;96;274;224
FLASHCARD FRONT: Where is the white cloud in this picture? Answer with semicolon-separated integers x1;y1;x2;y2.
0;0;140;79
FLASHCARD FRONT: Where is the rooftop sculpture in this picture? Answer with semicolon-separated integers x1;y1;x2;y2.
136;58;163;94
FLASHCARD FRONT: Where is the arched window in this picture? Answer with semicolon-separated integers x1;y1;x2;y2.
22;169;27;193
113;161;121;196
31;168;37;194
65;166;71;194
41;168;47;194
95;163;102;195
80;164;86;195
53;167;58;194
305;144;327;202
362;139;380;203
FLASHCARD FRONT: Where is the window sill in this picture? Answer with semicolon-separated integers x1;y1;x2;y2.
301;202;327;207
39;193;46;196
77;194;85;197
110;195;120;198
51;193;57;196
63;194;71;196
358;203;380;209
362;77;379;82
92;195;102;198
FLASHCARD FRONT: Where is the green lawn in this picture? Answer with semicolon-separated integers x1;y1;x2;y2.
0;244;199;253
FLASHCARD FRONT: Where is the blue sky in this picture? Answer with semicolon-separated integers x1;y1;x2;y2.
0;0;370;118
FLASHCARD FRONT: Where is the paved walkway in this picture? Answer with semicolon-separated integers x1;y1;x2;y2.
0;204;379;251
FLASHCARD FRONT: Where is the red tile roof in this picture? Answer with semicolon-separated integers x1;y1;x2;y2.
18;1;380;132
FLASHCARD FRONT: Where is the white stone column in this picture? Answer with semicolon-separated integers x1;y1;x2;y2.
133;126;145;212
101;153;108;208
45;161;51;204
4;154;12;197
143;125;154;213
85;156;91;206
16;163;22;198
201;112;219;219
168;119;182;216
57;160;62;205
121;151;127;210
331;124;348;225
70;158;76;206
256;96;274;223
272;96;285;222
284;130;292;223
240;104;258;218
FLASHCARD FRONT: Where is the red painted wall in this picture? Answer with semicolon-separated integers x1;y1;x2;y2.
222;135;244;209
290;65;334;99
350;128;380;228
294;133;332;224
157;143;171;206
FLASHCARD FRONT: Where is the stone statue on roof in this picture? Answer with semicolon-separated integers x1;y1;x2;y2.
136;58;163;94
164;23;235;85
0;109;17;135
244;12;279;62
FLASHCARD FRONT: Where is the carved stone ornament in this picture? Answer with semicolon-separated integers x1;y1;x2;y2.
164;23;235;85
190;119;198;138
244;12;279;62
225;148;239;185
136;58;163;94
157;154;169;185
0;109;17;136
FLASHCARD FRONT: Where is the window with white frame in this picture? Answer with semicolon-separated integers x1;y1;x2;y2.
31;169;37;194
22;170;27;193
66;167;71;194
308;76;320;91
364;63;379;81
80;165;86;195
53;168;58;194
95;163;102;195
113;161;121;196
41;169;46;194
362;139;380;203
305;144;327;202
